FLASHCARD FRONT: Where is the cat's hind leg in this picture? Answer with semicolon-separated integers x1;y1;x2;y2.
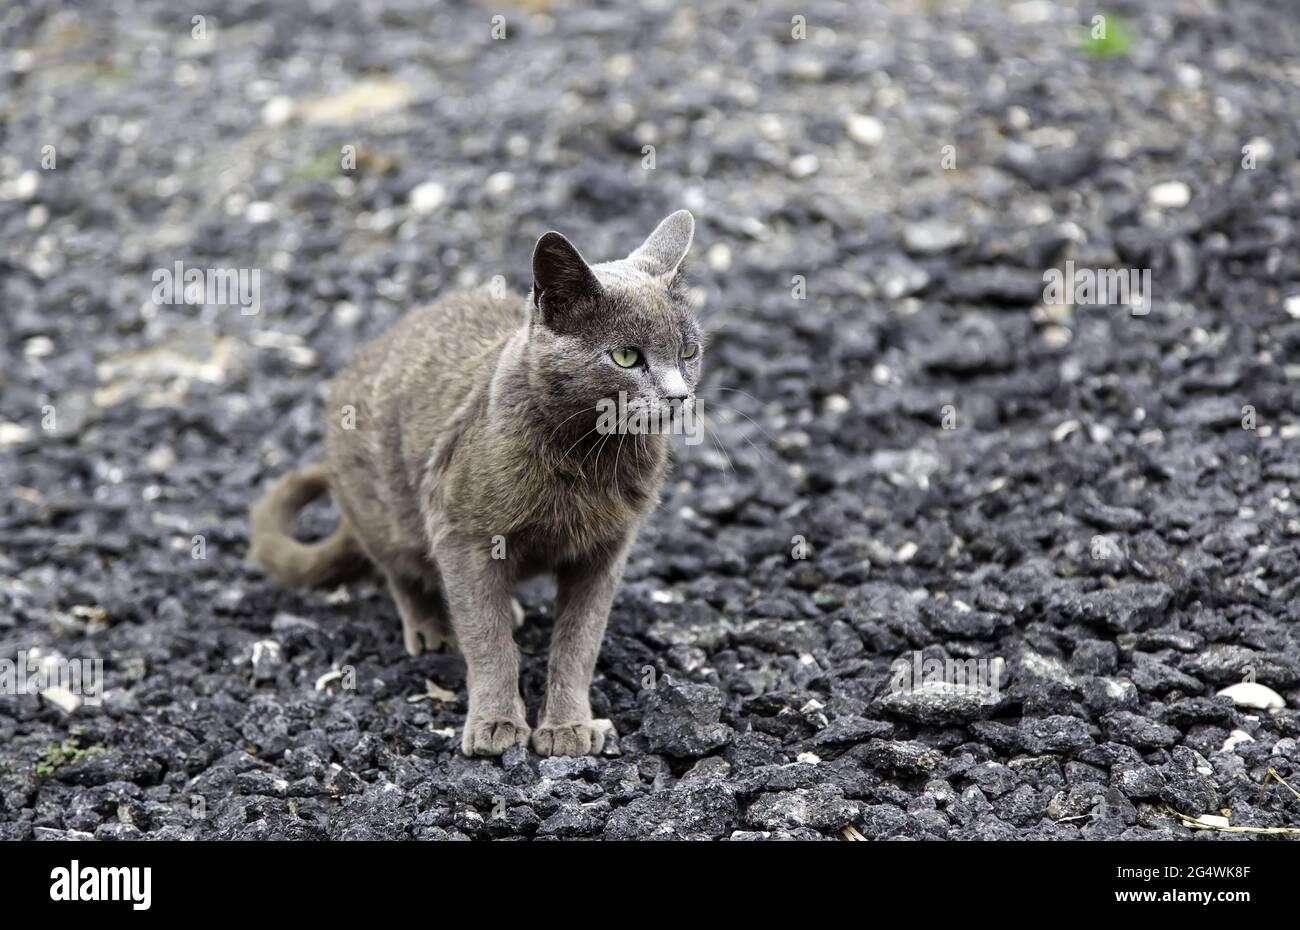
387;574;456;656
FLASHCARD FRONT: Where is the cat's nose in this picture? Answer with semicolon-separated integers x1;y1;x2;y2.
659;369;690;401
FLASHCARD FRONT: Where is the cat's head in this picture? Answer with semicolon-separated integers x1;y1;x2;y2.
526;210;702;432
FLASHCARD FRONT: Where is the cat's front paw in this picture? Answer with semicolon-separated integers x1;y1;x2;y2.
532;719;616;757
462;718;530;756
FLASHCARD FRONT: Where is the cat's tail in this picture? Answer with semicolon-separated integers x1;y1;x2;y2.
249;463;369;589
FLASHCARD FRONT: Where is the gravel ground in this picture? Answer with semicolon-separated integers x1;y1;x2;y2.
3;0;1300;841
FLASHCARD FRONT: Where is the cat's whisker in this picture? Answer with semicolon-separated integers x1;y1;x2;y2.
695;390;780;435
693;400;782;466
546;405;599;445
588;430;615;480
579;423;613;472
700;418;736;488
575;433;602;478
722;424;778;471
697;385;771;407
612;430;627;502
561;424;603;463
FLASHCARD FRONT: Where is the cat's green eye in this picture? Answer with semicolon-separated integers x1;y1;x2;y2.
611;348;640;368
680;342;698;359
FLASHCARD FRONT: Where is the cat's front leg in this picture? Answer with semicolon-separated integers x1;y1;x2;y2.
533;544;628;757
436;537;529;756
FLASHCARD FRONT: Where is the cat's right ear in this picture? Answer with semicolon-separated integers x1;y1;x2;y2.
531;231;602;332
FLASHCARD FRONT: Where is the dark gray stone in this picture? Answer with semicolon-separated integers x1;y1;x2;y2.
638;676;734;758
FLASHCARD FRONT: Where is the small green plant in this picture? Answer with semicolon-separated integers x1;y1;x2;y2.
35;729;107;779
1078;13;1134;59
90;58;135;84
286;147;341;185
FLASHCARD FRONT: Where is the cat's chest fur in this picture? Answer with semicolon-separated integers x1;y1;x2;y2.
433;385;670;568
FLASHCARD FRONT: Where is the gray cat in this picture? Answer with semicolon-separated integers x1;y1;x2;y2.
250;210;701;757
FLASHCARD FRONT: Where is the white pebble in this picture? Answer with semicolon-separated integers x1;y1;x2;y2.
408;181;446;214
845;114;884;147
1148;180;1191;209
1088;423;1113;444
0;170;39;201
706;243;732;273
1221;729;1254;753
1245;136;1273;163
24;336;54;358
1284;294;1300;319
951;35;978;58
1217;681;1285;712
1011;0;1054;24
261;96;295;128
1041;325;1073;348
250;640;282;680
41;686;81;713
333;300;361;327
823;394;850;414
1175;64;1202;89
485;172;515;197
145;446;176;472
0;422;33;446
789;154;820;178
1051;419;1081;442
903;220;966;255
245;201;275;224
315;669;343;692
757;114;786;141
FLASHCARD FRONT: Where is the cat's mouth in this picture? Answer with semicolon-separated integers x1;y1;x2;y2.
638;397;694;421
591;393;696;429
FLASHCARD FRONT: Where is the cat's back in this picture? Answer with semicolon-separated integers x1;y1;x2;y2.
356;288;523;377
328;287;522;458
409;287;526;362
332;287;522;407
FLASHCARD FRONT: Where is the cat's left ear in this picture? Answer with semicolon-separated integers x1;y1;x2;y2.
628;210;694;279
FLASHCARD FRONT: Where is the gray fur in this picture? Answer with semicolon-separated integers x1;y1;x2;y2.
249;211;701;756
